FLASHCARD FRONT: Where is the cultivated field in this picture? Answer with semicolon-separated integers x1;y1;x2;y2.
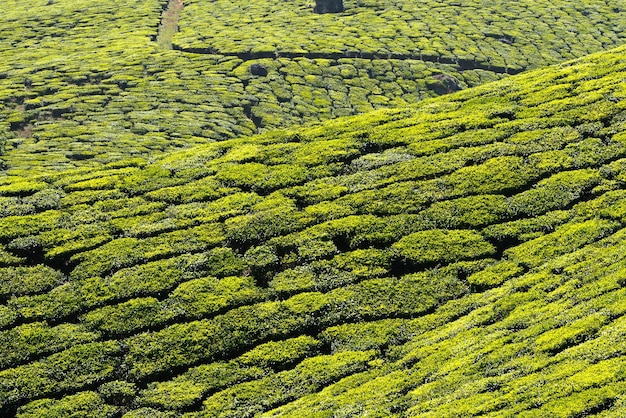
2;0;626;174
1;41;626;415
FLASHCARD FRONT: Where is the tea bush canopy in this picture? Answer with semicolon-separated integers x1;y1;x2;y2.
2;0;626;174
3;0;626;416
1;36;626;415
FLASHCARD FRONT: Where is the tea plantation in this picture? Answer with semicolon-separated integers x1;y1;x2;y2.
3;0;626;416
1;28;626;413
2;0;626;174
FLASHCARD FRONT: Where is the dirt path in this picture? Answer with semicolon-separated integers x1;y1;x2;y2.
156;0;184;50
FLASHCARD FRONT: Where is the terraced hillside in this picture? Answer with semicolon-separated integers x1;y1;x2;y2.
1;44;626;416
2;0;626;174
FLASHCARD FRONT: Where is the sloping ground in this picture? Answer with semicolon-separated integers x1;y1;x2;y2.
0;45;626;416
1;0;626;174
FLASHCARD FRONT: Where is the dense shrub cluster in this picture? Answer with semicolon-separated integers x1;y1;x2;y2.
2;0;626;414
1;0;626;175
178;0;626;70
0;43;626;416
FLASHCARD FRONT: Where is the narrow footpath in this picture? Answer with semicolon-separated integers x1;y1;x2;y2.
156;0;184;50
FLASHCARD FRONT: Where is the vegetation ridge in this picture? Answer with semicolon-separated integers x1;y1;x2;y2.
175;48;525;76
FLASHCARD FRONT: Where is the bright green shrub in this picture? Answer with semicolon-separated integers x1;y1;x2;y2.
564;138;626;169
243;245;279;279
508;169;602;216
9;277;114;322
0;341;121;406
10;253;210;322
16;391;117;418
224;194;305;247
283;179;348;205
215;163;308;193
21;188;64;211
420;194;510;228
139;337;319;410
117;166;179;195
443;155;540;196
292;236;340;262
122;407;179;417
320;318;412;353
52;168;135;190
0;305;18;329
202;246;248;278
93;197;166;219
0;265;63;299
57;189;125;208
139;362;265;411
0;210;65;240
109;212;179;238
533;385;620;418
125;272;463;381
70;223;224;279
392;229;496;266
80;297;175;336
268;266;319;294
302;200;356;223
269;258;366;294
504;126;581;155
64;176;119;192
311;214;397;248
467;260;524;290
261;367;402;417
0;180;48;197
123;299;317;380
168;275;263;318
482;210;571;244
144;177;237;203
566;356;626;392
98;380;137;408
504;219;618;268
0;322;99;369
289;138;362;167
237;336;322;369
0;196;34;217
535;312;609;354
331;248;393;278
193;351;377;418
38;224;115;260
326;270;469;322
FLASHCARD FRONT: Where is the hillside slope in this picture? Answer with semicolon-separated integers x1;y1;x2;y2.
0;45;626;416
2;0;626;174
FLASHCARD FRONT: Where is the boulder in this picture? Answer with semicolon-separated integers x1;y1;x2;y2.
430;74;463;95
314;0;344;14
250;63;268;77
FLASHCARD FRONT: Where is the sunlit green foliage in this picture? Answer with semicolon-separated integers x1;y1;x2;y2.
17;392;117;418
177;0;626;71
1;0;625;175
392;229;496;265
2;4;626;416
